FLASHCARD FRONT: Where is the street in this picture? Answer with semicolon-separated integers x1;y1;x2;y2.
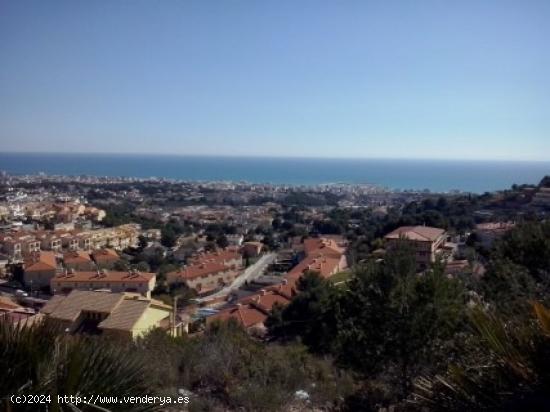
197;252;276;302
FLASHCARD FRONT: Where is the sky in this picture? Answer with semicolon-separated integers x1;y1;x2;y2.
1;0;549;160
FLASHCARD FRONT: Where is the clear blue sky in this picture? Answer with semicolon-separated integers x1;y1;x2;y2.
1;0;549;160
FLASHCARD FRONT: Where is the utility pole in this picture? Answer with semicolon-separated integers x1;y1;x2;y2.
172;295;179;336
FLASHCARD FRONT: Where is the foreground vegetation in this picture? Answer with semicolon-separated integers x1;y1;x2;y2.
0;320;353;411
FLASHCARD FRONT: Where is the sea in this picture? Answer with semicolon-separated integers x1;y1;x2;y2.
0;152;549;194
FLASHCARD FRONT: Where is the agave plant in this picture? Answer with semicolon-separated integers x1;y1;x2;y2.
413;303;550;411
0;319;160;411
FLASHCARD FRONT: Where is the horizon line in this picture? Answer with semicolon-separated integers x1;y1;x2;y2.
1;150;550;163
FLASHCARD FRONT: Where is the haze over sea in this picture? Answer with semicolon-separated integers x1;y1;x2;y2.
0;153;549;194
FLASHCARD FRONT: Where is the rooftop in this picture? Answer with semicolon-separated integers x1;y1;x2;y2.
168;261;228;281
52;270;154;284
25;251;58;272
41;290;170;332
63;250;92;264
91;248;120;261
384;226;446;242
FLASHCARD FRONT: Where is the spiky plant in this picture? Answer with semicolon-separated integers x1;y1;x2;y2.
413;303;550;411
0;319;160;411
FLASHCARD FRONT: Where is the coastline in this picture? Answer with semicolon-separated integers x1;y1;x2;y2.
0;152;549;194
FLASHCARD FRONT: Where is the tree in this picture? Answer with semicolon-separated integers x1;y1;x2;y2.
269;247;467;403
113;259;129;271
338;252;466;398
135;261;151;272
216;234;229;249
494;221;550;282
160;226;177;248
539;175;550;188
138;235;148;250
267;271;340;352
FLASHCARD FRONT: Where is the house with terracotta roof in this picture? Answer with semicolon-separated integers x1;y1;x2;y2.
238;287;292;312
475;222;516;248
206;238;346;334
36;231;63;252
167;261;238;294
242;241;263;258
207;283;294;334
0;295;23;312
59;231;80;251
24;251;60;288
0;296;42;326
303;237;347;258
41;290;185;339
91;248;120;269
168;247;243;293
63;250;96;271
0;232;41;260
287;254;345;281
287;237;348;281
384;226;447;269
188;248;243;268
51;269;156;298
208;304;268;334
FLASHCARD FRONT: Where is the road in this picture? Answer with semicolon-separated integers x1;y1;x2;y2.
197;252;276;302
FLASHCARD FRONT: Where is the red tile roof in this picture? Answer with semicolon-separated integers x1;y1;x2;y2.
63;251;92;264
239;290;291;312
210;304;267;329
287;254;342;279
25;251;57;272
91;249;120;262
189;248;241;266
209;237;346;331
52;270;154;284
0;296;22;311
168;261;228;281
303;238;345;257
385;226;445;242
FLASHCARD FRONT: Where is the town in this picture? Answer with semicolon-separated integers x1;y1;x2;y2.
2;171;549;340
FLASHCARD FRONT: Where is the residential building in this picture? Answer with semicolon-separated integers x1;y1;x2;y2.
384;226;448;269
0;295;42;326
287;237;348;281
0;232;41;260
168;248;243;293
24;251;60;289
167;261;238;293
63;251;96;271
51;269;156;298
188;248;243;268
207;282;294;334
475;222;516;248
37;231;63;252
59;231;80;251
207;303;267;334
91;248;120;269
242;241;263;258
41;290;186;339
532;187;550;208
